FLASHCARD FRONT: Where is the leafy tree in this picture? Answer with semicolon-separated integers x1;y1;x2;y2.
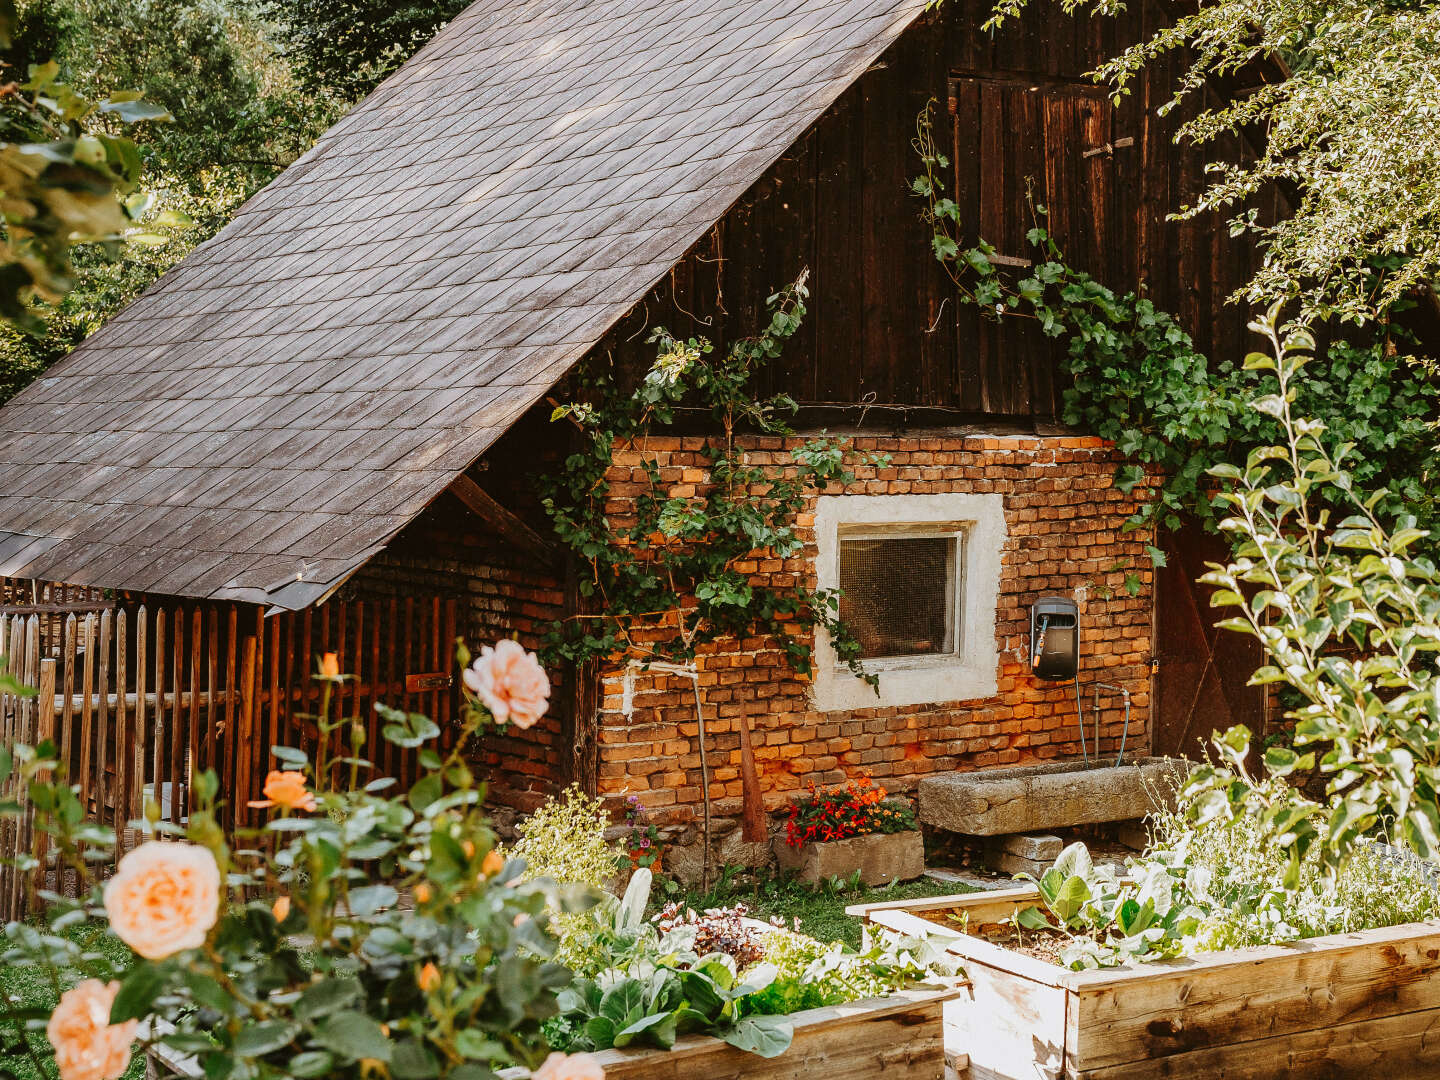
964;0;1440;324
0;15;168;330
264;0;469;101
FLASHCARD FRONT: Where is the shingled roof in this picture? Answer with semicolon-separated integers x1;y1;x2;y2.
0;0;928;609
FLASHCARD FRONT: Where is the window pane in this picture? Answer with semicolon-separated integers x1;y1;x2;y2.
838;535;956;660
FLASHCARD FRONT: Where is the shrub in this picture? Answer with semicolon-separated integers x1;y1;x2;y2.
0;642;600;1080
784;776;916;847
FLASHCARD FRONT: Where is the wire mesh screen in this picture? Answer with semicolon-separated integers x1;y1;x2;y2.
838;534;958;659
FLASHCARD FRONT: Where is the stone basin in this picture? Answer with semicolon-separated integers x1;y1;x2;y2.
918;756;1189;836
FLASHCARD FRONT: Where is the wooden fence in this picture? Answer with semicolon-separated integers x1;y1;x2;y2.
0;593;460;921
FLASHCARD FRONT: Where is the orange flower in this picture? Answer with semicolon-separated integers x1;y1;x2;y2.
103;843;220;960
413;883;433;905
46;980;137;1080
462;640;549;729
272;895;291;923
481;849;504;877
533;1051;605;1080
248;770;317;813
417;962;441;992
318;652;341;679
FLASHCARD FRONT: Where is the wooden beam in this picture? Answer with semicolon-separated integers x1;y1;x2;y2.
447;474;560;560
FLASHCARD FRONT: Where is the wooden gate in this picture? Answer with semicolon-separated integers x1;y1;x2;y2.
1151;523;1265;759
0;593;459;921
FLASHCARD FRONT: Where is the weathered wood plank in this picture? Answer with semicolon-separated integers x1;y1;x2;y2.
1074;1002;1440;1080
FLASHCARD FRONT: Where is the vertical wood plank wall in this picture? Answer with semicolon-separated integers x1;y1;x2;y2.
0;592;459;921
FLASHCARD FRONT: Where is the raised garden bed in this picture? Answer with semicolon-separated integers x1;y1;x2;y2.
851;886;1440;1079
515;988;959;1080
773;830;925;886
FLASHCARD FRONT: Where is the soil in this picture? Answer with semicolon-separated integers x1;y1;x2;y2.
917;908;1074;966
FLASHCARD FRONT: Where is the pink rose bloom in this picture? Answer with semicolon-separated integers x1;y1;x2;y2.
533;1052;605;1080
46;980;136;1080
463;639;549;729
103;842;221;960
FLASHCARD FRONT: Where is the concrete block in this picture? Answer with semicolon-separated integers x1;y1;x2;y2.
774;830;925;886
919;757;1189;836
997;833;1063;862
991;851;1050;878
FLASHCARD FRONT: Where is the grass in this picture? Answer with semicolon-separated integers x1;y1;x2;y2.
654;868;976;948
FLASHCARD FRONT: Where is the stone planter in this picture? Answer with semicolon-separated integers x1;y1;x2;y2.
852;886;1440;1079
919;757;1188;836
774;830;924;886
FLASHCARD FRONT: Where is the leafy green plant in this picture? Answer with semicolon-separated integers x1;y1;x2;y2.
540;271;883;682
1015;842;1205;968
557;952;792;1058
1183;305;1440;876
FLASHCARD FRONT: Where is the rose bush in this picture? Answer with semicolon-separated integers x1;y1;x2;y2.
0;639;604;1080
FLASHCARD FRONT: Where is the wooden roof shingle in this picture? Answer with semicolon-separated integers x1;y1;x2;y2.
0;0;927;608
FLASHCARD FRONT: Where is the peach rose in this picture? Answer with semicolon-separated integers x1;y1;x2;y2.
481;849;504;877
46;980;136;1080
417;962;441;992
104;842;221;959
248;770;317;812
319;652;341;679
272;895;291;923
533;1052;604;1080
463;639;549;729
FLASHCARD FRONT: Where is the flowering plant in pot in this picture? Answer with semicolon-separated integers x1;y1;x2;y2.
0;639;605;1080
621;795;661;871
783;775;916;848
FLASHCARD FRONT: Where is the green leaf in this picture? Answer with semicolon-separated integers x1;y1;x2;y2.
110;963;166;1023
293;978;361;1021
313;1011;392;1063
723;1015;793;1058
289;1052;335;1077
347;884;398;916
233;1021;300;1058
409;773;442;812
391;1039;439;1079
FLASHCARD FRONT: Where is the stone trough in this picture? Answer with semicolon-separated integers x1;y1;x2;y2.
918;757;1187;837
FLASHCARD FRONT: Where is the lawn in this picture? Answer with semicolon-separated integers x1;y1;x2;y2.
654;869;976;948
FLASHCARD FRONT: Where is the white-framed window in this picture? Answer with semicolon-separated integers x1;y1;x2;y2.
811;493;1004;712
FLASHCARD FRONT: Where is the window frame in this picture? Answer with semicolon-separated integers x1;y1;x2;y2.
811;492;1005;713
836;523;966;665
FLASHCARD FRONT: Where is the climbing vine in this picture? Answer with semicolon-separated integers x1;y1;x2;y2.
910;101;1440;555
539;271;881;681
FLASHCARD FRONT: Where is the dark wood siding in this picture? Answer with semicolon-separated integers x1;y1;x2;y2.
592;0;1277;430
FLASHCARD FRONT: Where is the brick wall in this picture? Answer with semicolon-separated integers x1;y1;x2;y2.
595;433;1157;829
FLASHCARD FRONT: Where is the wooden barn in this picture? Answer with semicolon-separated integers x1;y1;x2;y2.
0;0;1267;880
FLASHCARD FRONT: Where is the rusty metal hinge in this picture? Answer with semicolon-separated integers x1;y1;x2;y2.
1083;136;1135;159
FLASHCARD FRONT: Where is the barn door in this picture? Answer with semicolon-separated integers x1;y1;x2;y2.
950;76;1116;419
1152;523;1266;759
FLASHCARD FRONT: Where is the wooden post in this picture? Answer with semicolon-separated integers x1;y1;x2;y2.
32;657;56;907
114;609;129;850
735;706;766;843
236;634;257;831
134;606;148;832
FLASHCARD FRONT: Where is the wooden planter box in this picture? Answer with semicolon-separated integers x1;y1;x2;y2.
851;886;1440;1079
773;830;925;886
526;988;959;1080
